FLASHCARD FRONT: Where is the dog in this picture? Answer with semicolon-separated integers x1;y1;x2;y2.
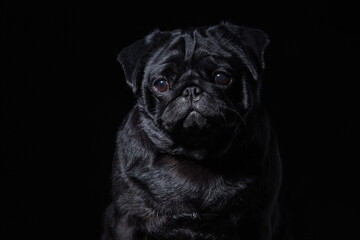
101;22;282;240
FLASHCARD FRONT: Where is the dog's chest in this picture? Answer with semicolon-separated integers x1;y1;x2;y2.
139;159;247;239
131;156;251;214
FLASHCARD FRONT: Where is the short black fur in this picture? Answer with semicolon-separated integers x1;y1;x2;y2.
102;22;282;240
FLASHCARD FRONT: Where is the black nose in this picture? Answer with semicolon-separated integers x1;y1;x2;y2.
182;86;203;100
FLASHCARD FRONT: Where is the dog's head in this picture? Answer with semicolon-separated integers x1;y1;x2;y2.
118;22;269;159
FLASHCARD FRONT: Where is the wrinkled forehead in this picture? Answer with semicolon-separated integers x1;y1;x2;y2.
145;26;247;71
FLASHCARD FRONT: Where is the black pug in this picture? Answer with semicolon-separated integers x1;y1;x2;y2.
102;22;282;240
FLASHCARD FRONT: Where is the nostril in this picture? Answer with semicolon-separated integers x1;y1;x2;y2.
182;86;203;101
182;86;203;98
193;86;203;96
182;88;190;97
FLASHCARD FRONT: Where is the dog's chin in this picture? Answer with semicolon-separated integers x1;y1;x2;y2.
182;111;209;130
164;111;238;158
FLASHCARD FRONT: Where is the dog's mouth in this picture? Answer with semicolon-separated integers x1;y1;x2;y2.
161;106;238;136
182;110;209;130
171;109;231;148
156;105;242;157
177;109;223;137
157;97;244;152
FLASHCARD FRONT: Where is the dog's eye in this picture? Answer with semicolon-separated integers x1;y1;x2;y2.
214;73;231;85
153;79;170;93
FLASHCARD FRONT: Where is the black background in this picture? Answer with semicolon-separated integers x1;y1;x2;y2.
1;1;359;240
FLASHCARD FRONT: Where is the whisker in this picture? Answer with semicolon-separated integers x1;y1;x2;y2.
220;105;247;128
219;111;228;128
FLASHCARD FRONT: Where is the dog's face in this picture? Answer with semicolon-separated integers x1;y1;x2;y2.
118;23;269;159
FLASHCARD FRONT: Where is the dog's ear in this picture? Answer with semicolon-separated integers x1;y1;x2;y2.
117;38;148;95
237;26;270;72
117;30;172;95
221;22;270;80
